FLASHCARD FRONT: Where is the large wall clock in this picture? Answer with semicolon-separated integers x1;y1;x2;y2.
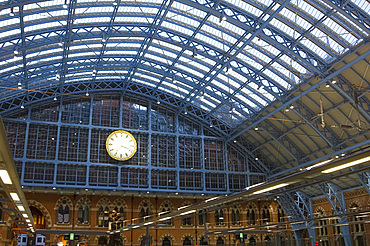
106;130;137;161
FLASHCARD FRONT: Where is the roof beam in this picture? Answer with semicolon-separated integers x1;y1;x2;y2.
228;48;370;142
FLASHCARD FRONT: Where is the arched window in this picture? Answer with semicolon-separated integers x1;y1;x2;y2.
57;199;70;223
231;206;241;225
215;210;224;225
30;206;46;229
160;202;172;225
162;237;171;246
97;206;110;227
216;237;224;246
200;236;208;246
277;205;285;223
139;202;150;223
78;201;89;224
262;204;270;224
198;209;208;226
246;205;256;225
183;237;192;246
181;202;193;226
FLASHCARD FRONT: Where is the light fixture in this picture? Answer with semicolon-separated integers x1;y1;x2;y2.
54;96;57;101
0;170;12;184
113;0;118;5
255;127;259;130
322;156;370;174
102;35;107;43
184;110;188;115
25;219;30;222
331;79;337;84
180;210;196;216
20;104;24;109
225;65;232;75
255;157;258;160
63;0;68;8
93;68;97;74
17;205;25;211
10;193;20;201
22;213;28;218
228;106;233;113
18;82;21;86
14;48;19;56
86;90;89;96
58;40;63;47
325;82;330;88
56;73;60;79
157;100;160;104
252;183;289;194
285;108;289;112
289;105;294;109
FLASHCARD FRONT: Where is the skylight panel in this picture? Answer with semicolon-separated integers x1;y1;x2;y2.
154;40;182;52
34;55;63;64
161;21;193;36
224;0;262;17
195;33;226;51
137;73;161;83
24;0;63;10
66;77;92;83
132;78;156;88
117;6;157;14
263;69;290;89
171;1;206;18
211;78;235;95
69;52;96;58
148;46;177;59
162;81;190;95
106;42;141;50
145;53;173;66
269;18;299;38
105;50;137;56
0;18;20;29
279;8;312;31
351;0;370;14
310;28;345;54
279;55;308;75
322;17;359;46
0;57;22;67
201;24;237;45
24;21;65;32
293;0;324;21
65;71;92;77
251;37;280;56
175;63;204;79
193;54;216;67
70;43;103;50
299;38;329;60
0;29;21;38
178;57;210;73
244;47;271;64
26;48;62;59
75;17;111;24
237;53;263;70
167;11;199;28
160;86;182;98
24;10;68;22
235;92;259;109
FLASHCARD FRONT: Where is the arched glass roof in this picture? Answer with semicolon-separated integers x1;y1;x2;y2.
0;0;369;182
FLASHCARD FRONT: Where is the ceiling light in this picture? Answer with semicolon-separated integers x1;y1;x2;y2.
14;49;19;55
17;205;25;211
158;217;171;221
26;219;30;222
113;0;118;5
325;82;330;88
180;210;196;216
184;110;188;115
255;127;259;130
285;108;289;112
0;170;12;184
289;105;294;109
10;193;20;201
63;0;68;8
20;104;24;109
306;159;333;170
252;183;289;194
22;213;28;218
322;156;370;174
331;80;337;84
255;157;258;160
54;97;57;101
157;100;160;104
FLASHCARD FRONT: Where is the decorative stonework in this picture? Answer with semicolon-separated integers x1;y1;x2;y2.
160;234;175;243
246;202;259;213
112;198;128;209
138;199;154;211
54;196;73;211
345;188;367;198
28;199;52;228
180;200;192;208
75;197;91;210
314;206;326;216
180;234;195;244
159;200;174;211
96;197;111;209
312;198;327;205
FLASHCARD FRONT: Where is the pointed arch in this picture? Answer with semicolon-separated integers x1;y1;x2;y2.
28;200;52;228
76;197;91;225
139;199;153;222
96;198;111;228
54;196;73;224
246;202;258;225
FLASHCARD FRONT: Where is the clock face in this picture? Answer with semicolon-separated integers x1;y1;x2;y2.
106;130;137;161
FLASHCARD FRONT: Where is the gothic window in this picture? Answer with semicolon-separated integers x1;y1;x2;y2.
277;205;285;223
162;237;171;246
262;204;270;224
139;202;150;223
198;209;208;226
77;200;89;224
97;206;110;227
113;201;126;227
214;209;224;226
231;206;241;225
181;202;192;226
216;237;224;246
57;199;70;223
246;205;256;225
